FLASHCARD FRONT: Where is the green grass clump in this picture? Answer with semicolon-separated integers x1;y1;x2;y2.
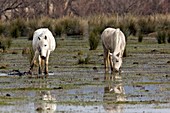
9;18;28;38
28;19;40;30
40;17;54;35
156;31;166;44
27;30;34;40
22;45;34;64
10;24;20;38
127;19;138;36
138;32;143;42
78;55;90;64
27;17;55;40
27;19;40;40
88;15;108;34
120;16;138;37
167;31;170;43
0;35;12;51
88;15;107;50
137;17;156;35
0;21;7;35
89;31;100;50
55;16;84;36
54;20;64;36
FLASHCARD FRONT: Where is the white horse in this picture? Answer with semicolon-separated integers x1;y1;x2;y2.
29;28;56;77
101;28;126;73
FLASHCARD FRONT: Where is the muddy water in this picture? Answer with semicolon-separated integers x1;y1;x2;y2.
0;37;170;113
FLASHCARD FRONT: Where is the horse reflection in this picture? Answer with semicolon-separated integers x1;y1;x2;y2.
103;73;126;113
34;80;56;113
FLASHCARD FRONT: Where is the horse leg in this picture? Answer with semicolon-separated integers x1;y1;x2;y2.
104;50;109;73
38;55;43;75
109;53;114;73
29;50;39;75
44;51;50;78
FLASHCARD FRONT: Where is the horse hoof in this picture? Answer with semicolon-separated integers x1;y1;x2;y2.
45;74;48;78
28;70;33;75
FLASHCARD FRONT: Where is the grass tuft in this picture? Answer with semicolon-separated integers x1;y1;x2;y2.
0;35;12;51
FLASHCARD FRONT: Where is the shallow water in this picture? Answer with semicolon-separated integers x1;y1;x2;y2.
0;37;170;113
0;71;169;113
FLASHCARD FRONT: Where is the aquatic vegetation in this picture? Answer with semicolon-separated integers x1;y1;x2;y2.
0;35;12;51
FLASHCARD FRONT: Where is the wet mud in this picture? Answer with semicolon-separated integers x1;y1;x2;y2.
0;37;170;113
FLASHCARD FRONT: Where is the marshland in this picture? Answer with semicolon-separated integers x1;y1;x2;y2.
0;0;170;113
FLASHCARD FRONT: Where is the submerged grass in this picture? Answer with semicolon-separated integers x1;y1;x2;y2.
0;96;25;106
134;81;170;85
0;101;12;105
107;100;168;105
0;87;52;91
0;96;24;100
57;100;102;106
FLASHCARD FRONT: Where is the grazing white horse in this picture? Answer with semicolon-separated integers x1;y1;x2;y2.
101;28;126;73
29;28;56;77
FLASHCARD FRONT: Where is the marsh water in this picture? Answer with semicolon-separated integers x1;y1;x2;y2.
0;36;170;113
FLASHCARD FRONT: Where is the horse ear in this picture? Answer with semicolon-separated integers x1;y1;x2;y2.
44;36;47;40
38;37;40;40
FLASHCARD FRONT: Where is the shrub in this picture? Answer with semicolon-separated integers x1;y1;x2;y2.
137;30;143;42
78;55;90;64
9;18;28;38
156;31;166;44
78;57;85;64
27;19;40;40
55;16;84;36
0;35;12;51
121;15;138;36
10;25;20;38
28;30;34;40
156;15;170;30
88;15;108;50
0;22;7;35
127;19;138;36
18;19;28;37
106;17;117;28
88;15;108;34
54;19;64;36
138;34;143;42
137;17;156;35
28;19;40;31
167;31;170;43
89;31;100;50
27;18;53;40
40;17;54;35
119;23;130;39
22;46;34;64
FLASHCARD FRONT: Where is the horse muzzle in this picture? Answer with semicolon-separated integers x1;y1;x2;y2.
41;56;46;60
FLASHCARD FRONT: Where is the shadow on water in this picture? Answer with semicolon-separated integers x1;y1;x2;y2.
103;73;126;113
34;81;57;113
0;78;57;113
53;72;126;113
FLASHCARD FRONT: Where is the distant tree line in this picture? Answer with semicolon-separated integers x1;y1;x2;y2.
0;0;170;20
